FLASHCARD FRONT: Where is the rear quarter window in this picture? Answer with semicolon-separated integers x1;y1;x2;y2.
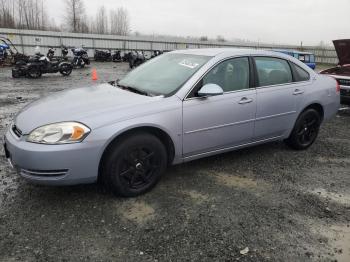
290;63;310;82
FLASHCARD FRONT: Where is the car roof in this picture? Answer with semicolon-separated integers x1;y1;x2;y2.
273;49;314;55
172;48;293;58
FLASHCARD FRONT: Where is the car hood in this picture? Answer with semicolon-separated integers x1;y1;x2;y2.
333;39;350;66
15;83;171;134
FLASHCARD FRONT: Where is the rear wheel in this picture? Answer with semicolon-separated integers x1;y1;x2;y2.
285;108;321;150
27;66;42;78
59;64;72;76
101;133;167;197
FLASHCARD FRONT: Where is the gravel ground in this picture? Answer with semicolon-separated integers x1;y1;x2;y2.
0;62;349;262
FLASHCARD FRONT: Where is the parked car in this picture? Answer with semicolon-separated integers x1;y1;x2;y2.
320;39;350;105
3;49;340;197
273;49;316;69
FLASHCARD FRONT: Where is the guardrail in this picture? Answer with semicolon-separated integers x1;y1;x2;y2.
0;28;338;64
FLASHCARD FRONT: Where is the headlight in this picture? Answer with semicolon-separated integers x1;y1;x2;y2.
27;122;90;144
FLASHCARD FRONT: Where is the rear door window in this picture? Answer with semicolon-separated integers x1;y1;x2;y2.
254;57;293;87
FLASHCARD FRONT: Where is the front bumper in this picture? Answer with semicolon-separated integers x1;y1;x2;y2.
3;127;102;186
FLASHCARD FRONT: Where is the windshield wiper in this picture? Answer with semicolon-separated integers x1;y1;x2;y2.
116;83;151;96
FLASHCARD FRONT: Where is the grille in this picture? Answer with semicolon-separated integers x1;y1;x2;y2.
20;168;69;177
340;89;350;96
12;125;22;138
338;79;350;86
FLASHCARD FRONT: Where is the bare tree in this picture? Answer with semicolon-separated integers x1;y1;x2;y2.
0;0;130;35
110;7;130;36
216;35;226;42
94;6;108;34
0;0;15;28
16;0;47;30
0;0;47;30
64;0;86;33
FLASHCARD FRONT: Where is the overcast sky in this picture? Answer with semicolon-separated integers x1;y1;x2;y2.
48;0;350;46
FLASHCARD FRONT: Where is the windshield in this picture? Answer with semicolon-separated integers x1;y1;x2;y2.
119;53;211;96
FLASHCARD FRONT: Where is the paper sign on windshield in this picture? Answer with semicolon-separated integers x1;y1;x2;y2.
179;60;199;69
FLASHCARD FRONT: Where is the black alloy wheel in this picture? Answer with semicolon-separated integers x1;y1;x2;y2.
101;133;167;197
118;147;160;190
285;108;321;150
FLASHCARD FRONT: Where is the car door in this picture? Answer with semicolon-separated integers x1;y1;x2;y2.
253;56;307;141
182;57;257;157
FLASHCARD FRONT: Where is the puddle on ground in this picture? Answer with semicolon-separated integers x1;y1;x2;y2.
317;157;350;165
311;188;350;206
118;200;155;225
184;190;210;204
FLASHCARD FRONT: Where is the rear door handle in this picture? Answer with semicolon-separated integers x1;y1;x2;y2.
238;97;253;104
293;89;304;95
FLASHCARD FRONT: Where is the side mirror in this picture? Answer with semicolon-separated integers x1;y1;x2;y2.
197;83;224;97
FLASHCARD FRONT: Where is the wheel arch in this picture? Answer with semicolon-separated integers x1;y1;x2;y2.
286;102;325;139
301;102;324;122
98;125;176;179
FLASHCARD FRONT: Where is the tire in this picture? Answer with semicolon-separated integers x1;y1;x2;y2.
12;69;21;78
27;66;42;79
101;133;167;197
59;64;72;76
285;108;321;150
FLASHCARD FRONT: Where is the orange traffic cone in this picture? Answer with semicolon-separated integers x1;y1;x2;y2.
91;68;98;81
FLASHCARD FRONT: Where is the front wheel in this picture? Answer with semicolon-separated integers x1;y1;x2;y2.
101;133;167;197
285;108;321;150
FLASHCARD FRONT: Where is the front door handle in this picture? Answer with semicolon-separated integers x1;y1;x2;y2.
293;89;304;95
238;97;253;104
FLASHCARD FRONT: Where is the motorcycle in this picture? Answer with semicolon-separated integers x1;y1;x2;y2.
122;51;131;62
128;51;146;69
46;47;55;61
94;49;112;62
151;50;163;58
71;47;90;68
12;49;73;79
112;50;122;62
61;45;69;61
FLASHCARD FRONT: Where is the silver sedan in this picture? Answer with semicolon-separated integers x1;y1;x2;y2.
3;48;340;197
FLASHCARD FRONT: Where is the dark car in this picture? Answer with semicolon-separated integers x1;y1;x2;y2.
320;39;350;105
